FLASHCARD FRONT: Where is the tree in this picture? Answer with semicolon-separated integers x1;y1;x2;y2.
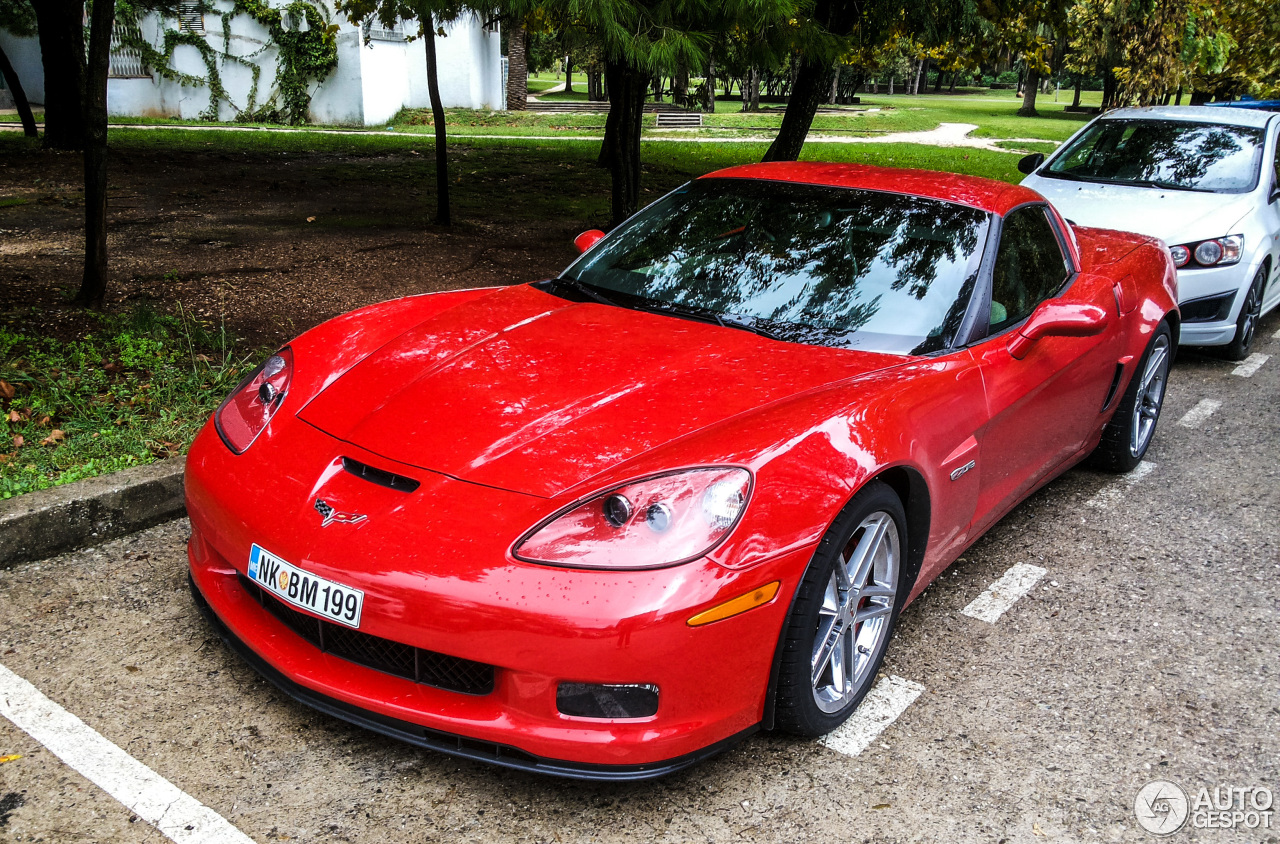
74;0;116;306
506;21;527;109
519;0;792;226
0;0;37;137
31;0;87;150
341;0;470;225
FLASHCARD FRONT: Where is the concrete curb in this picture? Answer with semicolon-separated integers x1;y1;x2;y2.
0;457;186;568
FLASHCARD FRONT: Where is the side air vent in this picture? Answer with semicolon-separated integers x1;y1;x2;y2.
1101;363;1125;411
342;457;420;493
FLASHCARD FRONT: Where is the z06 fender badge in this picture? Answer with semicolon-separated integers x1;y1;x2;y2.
313;498;367;527
949;460;976;481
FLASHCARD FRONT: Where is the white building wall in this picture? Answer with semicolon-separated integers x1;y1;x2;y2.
3;2;503;125
0;31;45;103
310;28;366;125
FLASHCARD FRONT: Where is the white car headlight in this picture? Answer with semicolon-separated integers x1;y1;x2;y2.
1175;234;1243;268
514;468;752;570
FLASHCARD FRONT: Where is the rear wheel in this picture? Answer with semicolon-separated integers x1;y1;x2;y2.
774;482;907;737
1088;321;1172;473
1221;265;1266;362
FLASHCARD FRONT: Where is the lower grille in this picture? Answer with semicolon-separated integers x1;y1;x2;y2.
1181;291;1235;323
237;574;494;696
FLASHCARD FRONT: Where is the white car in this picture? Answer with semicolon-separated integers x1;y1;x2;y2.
1020;106;1280;360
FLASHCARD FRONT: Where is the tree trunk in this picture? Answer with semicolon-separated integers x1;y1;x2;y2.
564;55;573;93
0;43;37;138
423;18;451;226
1174;85;1182;106
600;58;646;227
673;63;688;107
74;0;115;308
932;62;943;93
1071;74;1082;107
911;59;923;95
829;65;840;104
506;23;527;111
1104;68;1120;108
704;52;716;114
763;57;834;162
888;74;893;95
1018;68;1040;116
948;72;957;94
33;0;87;150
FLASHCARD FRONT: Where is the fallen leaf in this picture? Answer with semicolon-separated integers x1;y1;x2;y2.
40;429;65;446
871;803;891;810
11;435;23;448
125;665;140;673
1032;823;1046;837
306;216;316;222
0;754;21;765
36;414;51;427
6;410;19;423
195;353;211;363
0;381;12;400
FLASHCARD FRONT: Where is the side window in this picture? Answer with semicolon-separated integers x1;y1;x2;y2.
1273;133;1279;191
989;206;1070;333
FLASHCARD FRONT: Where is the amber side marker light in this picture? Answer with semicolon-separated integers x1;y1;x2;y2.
687;581;781;627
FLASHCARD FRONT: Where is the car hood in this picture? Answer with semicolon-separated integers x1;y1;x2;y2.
297;284;903;498
1024;175;1256;245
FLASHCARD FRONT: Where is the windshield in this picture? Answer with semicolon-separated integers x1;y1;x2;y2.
1044;119;1264;193
559;179;990;355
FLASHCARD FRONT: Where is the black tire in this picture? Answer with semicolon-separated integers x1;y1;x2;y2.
1221;265;1267;362
1088;321;1173;473
774;481;908;737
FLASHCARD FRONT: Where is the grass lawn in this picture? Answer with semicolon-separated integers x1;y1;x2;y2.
0;305;256;499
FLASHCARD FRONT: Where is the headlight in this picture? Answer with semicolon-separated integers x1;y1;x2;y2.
514;468;752;569
1174;235;1243;268
215;348;293;453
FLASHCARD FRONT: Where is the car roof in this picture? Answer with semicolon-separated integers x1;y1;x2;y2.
699;162;1044;216
1098;105;1275;129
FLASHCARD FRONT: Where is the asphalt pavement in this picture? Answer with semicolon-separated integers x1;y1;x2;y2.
0;325;1276;844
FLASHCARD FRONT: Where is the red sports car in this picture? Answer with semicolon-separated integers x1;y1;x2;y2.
186;163;1178;780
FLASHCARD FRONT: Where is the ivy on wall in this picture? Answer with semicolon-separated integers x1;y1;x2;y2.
114;0;339;123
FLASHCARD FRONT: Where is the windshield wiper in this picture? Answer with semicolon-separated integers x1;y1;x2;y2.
550;276;620;307
1117;179;1209;192
717;313;784;341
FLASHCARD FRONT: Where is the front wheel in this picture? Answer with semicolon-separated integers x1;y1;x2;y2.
1221;265;1267;362
1088;321;1172;473
773;482;907;737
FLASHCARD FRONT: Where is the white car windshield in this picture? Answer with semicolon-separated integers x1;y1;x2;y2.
1044;119;1265;193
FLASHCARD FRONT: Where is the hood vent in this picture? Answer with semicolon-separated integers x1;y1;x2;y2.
342;457;420;493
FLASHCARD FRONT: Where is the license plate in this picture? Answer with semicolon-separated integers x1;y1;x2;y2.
248;544;364;629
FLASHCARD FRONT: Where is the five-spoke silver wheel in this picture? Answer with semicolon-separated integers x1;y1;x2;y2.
811;511;900;714
1130;332;1170;457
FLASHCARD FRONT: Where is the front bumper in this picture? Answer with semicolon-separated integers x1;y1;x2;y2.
1175;263;1249;347
185;419;808;777
188;573;757;781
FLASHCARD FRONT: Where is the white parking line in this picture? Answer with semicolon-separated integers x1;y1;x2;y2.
961;563;1048;623
1085;460;1157;509
819;675;924;757
1273;326;1280;340
1233;353;1270;378
1177;398;1222;428
0;663;257;844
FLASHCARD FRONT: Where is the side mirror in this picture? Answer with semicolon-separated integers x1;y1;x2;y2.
574;229;605;253
1017;153;1045;175
1007;302;1110;359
